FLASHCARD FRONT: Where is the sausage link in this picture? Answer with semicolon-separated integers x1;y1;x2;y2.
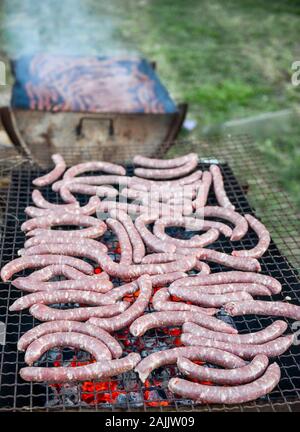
20;352;141;383
88;275;152;332
168;286;253;307
168;363;281;404
171;283;271;296
177;354;269;385
193;171;212;209
232;214;271;258
210;164;235;210
23;236;108;254
133;153;198;169
131;171;202;190
109;209;145;263
196;206;248;241
9;289;115;312
29;302;128;322
53;175;131;192
25;196;102;218
59;183;118;203
129;310;237;337
135;346;246;383
134;159;198;180
181;333;294;359
106;218;133;265
63;161;126;179
225;300;300;321
169;271;282;295
32;189;78;209
32;154;66;187
18;320;123;357
25;332;112;365
13;264;95;282
1;255;94;282
152;288;217;315
182;320;288;344
135;214;176;253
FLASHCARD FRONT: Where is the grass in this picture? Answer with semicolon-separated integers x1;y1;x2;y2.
0;0;299;207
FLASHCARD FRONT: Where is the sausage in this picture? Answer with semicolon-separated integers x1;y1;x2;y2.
18;320;123;357
180;333;294;359
182;320;288;344
25;196;102;218
129;310;237;337
32;154;66;187
52;174;131;193
152;288;217;315
232;214;271;258
59;183;118;204
131;171;202;190
106;218;133;265
63;161;126;179
194;261;211;274
177;354;269;385
134;346;246;383
31;189;78;209
23;235;108;253
193;171;212;209
225;300;300;321
153;216;219;248
134;159;198;180
88;275;152;332
101;282;139;302
168;363;281;404
176;248;261;272
210;164;235;210
97;200;147;217
149;272;188;287
109;209;145;263
13;264;96;282
20;352;141;383
9;289;116;312
12;274;113;293
135;214;176;253
29;302;128;322
170;283;271;296
21;213;106;239
196;206;248;241
24;332;112;365
140;253;209;274
133;153;198;169
169;271;282;295
167;287;253;307
1;254;94;282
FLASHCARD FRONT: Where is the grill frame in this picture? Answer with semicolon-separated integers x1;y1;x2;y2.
0;135;299;412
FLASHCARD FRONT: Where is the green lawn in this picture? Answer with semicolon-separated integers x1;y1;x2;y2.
0;0;299;207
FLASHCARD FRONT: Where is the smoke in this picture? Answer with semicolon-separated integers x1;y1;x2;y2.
1;0;138;58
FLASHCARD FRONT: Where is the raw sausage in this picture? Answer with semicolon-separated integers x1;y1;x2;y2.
134;159;198;180
59;183;117;203
32;154;66;187
225;300;300;321
210;164;235;210
232;214;271;258
133;153;198;169
106;218;133;265
63;161;126;179
170;283;271;296
167;287;252;307
135;214;176;253
193;171;212;209
31;189;78;209
168;363;281;404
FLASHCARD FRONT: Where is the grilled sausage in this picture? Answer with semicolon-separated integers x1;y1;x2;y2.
232;214;271;258
152;288;217;315
181;333;294;359
182;321;288;345
109;209;146;263
135;346;246;383
225;300;300;321
196;206;248;241
169;271;282;294
168;287;253;307
32;154;66;187
133;153;198;169
1;255;94;282
24;332;112;365
18;320;123;357
88;275;152;332
168;363;281;404
129;310;237;337
29;302;128;322
63;161;126;179
106;218;133;265
210;164;235;210
193;171;212;209
20;352;141;383
177;354;269;385
9;289;115;312
134;159;198;180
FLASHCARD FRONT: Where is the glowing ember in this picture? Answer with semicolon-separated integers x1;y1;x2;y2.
94;267;102;274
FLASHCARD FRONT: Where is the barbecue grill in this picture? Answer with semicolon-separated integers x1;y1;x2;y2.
0;135;299;412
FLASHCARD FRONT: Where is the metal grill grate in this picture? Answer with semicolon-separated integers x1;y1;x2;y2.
0;135;299;412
